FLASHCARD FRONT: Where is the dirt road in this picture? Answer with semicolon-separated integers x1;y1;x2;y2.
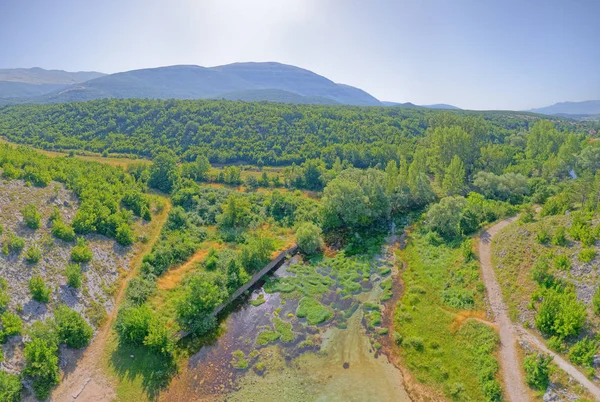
480;217;600;402
50;199;172;402
479;217;530;402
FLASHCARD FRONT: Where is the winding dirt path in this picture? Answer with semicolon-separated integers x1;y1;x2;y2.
480;217;600;402
50;199;172;402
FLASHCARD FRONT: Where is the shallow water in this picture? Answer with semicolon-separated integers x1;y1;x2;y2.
160;251;410;402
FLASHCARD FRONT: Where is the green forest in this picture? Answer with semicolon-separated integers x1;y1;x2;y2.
1;99;600;401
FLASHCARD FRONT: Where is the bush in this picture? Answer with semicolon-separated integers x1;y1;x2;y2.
593;285;600;315
29;276;51;303
568;338;598;368
579;248;596;263
116;305;152;345
54;305;93;348
23;337;59;399
66;263;82;288
524;353;551;390
124;277;155;305
1;311;23;338
535;227;550;244
551;227;567;246
0;279;9;311
553;254;570;271
2;232;25;255
0;370;22;402
295;222;324;255
143;317;175;356
535;289;586;339
116;222;134;246
24;245;42;263
71;237;92;263
21;204;41;229
51;220;76;242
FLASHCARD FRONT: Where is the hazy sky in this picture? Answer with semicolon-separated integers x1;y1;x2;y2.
1;0;599;110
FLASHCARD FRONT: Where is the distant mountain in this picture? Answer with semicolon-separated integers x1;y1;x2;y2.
531;100;600;116
8;62;382;106
421;103;461;110
382;101;461;110
0;67;105;98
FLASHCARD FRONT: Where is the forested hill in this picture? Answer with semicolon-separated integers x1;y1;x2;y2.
0;99;595;167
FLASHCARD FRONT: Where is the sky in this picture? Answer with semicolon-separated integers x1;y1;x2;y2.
1;0;599;110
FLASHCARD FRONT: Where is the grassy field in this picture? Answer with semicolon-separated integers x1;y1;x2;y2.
395;231;502;401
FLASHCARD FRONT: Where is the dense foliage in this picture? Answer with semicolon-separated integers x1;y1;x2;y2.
1;99;593;167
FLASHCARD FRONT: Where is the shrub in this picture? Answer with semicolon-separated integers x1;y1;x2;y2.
143;317;175;356
1;311;23;338
524;353;551;390
51;220;76;242
23;337;59;399
404;336;425;351
579;248;596;263
593;285;600;315
116;305;152;345
295;222;324;255
24;245;42;263
2;232;25;255
568;338;598;368
66;263;82;288
553;254;570;271
535;227;550;244
21;204;41;229
71;237;92;263
0;370;22;402
535;289;586;338
551;227;567;246
0;279;9;311
54;305;93;348
29;276;51;303
461;239;475;262
115;222;134;246
531;257;554;288
125;277;155;305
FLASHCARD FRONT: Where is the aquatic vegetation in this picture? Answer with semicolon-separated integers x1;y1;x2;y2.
273;318;295;343
256;330;281;346
231;350;249;370
296;297;333;325
250;294;266;307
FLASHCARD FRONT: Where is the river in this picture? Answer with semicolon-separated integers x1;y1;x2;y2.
160;242;411;402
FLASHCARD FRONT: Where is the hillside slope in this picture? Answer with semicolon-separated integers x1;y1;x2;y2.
0;67;105;98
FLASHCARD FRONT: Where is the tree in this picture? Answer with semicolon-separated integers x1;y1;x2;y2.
426;196;467;240
21;204;41;229
181;155;211;181
473;171;529;203
217;194;252;229
239;233;275;273
321;168;389;231
177;272;226;334
54;305;93;348
442;155;466;196
295;222;324;255
148;152;179;193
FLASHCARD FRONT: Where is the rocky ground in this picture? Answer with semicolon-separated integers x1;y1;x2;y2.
0;179;134;374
